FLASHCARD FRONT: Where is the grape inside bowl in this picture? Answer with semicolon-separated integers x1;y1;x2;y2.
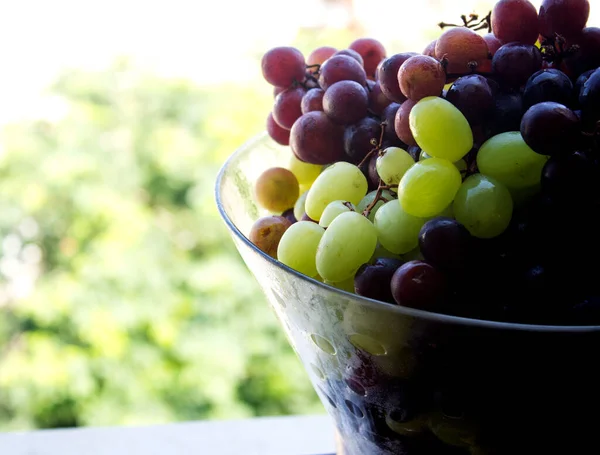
216;133;600;455
216;0;600;452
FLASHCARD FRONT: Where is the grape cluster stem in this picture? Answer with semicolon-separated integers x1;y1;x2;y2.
357;122;387;169
362;182;397;218
438;11;492;33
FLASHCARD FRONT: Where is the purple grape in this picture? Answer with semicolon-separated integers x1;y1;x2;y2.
485;90;524;136
323;80;369;125
539;0;590;39
376;102;400;143
300;88;324;114
343;117;382;164
354;257;404;303
376;53;417;103
492;43;543;88
579;67;600;126
390;261;447;310
418;217;473;276
261;46;306;87
273;86;306;129
393;100;417;146
520;101;580;156
522;69;574;109
266;112;290;146
334;48;364;66
565;27;600;77
445;74;495;125
318;55;367;91
290;111;345;164
366;80;392;115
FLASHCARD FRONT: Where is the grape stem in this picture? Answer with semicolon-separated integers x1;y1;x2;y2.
362;181;397;218
298;73;320;89
540;34;580;64
440;55;495;80
438;11;491;33
357;121;387;169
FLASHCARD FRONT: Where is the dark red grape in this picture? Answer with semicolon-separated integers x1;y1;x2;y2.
394;99;417;146
379;102;402;145
539;0;590;39
575;69;595;101
492;0;540;45
398;55;446;101
354;257;404;303
281;208;297;224
266;112;290;145
261;46;306;87
306;46;337;71
377;53;417;103
290;111;345;164
349;37;387;79
492;42;543;88
367;152;380;190
273;86;306;129
520;101;580;155
483;33;503;56
366;80;391;115
423;39;437;57
318;55;367;91
407;145;421;161
435;27;490;74
522;68;574;109
541;150;599;202
445;74;495;125
485;90;525;136
390;261;447;310
565;27;600;77
343;117;382;164
301;88;325;114
419;217;472;276
334;49;364;66
323;80;369;125
579;67;600;125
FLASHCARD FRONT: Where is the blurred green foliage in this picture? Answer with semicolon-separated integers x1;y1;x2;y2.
0;59;325;431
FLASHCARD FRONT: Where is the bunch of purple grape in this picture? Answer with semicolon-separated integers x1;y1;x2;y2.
251;0;600;326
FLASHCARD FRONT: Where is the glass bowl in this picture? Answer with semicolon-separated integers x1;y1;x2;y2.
215;133;600;455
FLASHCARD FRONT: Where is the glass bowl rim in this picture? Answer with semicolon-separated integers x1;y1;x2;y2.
215;132;600;333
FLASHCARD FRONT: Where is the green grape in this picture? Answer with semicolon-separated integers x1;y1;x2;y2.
419;150;432;160
376;147;415;186
409;96;473;162
371;242;404;261
453;174;513;239
320;200;355;228
305;162;368;221
374;200;428;254
316;211;377;282
325;277;356;293
398;157;462;217
277;221;325;277
289;153;322;186
421;150;466;173
454;158;468;173
477;132;548;189
357;190;395;222
293;190;309;221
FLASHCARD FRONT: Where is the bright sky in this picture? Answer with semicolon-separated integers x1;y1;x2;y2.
0;0;598;123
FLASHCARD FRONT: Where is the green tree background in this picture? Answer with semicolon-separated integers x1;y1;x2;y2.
0;58;325;430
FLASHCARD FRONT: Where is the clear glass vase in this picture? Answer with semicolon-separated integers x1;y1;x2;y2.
215;133;600;455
